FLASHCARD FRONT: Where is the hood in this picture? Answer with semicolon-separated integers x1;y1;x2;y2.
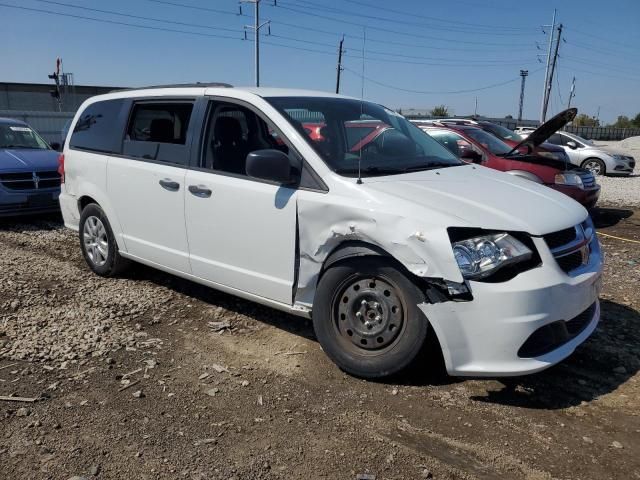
508;108;577;155
362;164;587;236
0;148;59;172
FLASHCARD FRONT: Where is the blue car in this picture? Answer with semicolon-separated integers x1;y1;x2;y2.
0;117;61;217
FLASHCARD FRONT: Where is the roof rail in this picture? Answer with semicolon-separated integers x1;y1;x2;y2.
112;82;233;93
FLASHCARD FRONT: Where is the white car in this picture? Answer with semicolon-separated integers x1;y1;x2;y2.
545;131;635;176
58;84;602;378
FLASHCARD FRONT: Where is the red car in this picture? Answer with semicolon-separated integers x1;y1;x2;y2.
420;110;600;209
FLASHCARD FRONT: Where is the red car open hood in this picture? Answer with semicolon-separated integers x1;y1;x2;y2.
507;108;577;155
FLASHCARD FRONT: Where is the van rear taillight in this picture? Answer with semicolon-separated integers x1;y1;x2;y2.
57;153;65;183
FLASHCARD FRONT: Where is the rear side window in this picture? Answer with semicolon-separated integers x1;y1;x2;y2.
69;99;125;153
123;102;194;165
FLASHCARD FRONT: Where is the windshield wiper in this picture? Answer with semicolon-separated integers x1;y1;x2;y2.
2;145;40;149
335;166;406;175
403;162;460;171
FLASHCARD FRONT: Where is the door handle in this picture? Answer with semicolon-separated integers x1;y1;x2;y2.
159;178;180;191
188;185;212;198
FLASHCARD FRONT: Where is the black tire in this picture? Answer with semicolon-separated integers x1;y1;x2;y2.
313;257;430;379
79;203;130;277
581;158;606;176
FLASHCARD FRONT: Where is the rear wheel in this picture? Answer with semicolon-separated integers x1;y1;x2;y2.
79;203;129;277
313;257;429;378
581;158;606;176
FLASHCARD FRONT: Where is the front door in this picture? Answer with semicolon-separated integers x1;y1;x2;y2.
184;100;297;304
107;100;195;273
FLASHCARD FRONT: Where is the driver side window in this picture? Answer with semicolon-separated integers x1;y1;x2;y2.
202;102;288;176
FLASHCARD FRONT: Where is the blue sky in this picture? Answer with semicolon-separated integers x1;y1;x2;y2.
1;0;638;123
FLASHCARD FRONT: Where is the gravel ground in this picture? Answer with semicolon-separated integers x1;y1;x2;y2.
597;175;640;207
591;137;640;207
1;212;639;479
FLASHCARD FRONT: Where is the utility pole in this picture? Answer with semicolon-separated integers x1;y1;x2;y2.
335;35;345;94
567;76;576;108
541;23;563;123
241;0;270;87
540;9;556;122
518;70;528;121
474;97;478;117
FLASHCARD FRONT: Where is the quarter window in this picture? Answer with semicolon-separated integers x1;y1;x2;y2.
123;102;193;165
69;99;125;153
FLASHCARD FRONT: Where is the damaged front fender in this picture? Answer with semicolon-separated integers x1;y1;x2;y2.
294;189;465;308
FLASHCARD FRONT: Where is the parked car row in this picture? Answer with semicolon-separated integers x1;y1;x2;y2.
411;112;601;209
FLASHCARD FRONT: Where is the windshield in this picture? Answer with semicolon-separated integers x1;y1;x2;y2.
483;123;523;142
0;124;50;150
463;128;513;155
266;97;462;176
567;133;591;146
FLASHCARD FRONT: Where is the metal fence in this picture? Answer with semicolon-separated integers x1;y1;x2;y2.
0;110;75;144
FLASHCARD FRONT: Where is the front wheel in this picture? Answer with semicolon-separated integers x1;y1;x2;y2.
313;257;429;378
581;158;606;176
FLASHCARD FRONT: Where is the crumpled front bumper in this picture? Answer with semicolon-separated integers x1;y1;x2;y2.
420;234;602;377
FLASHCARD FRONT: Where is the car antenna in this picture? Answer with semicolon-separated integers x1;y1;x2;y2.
357;27;366;185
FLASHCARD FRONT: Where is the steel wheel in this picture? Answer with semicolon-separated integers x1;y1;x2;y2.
333;276;405;352
82;215;109;267
582;158;605;176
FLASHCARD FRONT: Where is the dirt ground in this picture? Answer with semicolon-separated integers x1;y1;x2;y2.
1;206;639;480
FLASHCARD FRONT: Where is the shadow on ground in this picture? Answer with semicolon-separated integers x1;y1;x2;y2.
470;299;640;409
592;207;634;228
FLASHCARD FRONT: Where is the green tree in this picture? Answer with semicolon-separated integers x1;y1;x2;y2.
633;113;640;127
611;115;633;128
430;105;450;117
573;113;600;127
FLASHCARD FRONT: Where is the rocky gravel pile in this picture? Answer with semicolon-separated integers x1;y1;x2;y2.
598;174;640;207
0;222;173;365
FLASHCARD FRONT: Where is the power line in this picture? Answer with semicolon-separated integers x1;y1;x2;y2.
0;2;243;39
279;0;537;35
266;33;534;65
342;65;544;95
144;0;538;53
32;0;242;34
340;0;536;31
565;27;639;53
27;0;536;67
560;64;640;83
561;55;640;76
269;3;537;47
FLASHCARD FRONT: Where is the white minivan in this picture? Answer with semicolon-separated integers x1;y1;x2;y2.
59;84;602;379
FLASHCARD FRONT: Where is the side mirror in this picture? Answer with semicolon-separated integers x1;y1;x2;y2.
50;142;62;151
246;149;297;184
460;148;482;163
566;141;578;149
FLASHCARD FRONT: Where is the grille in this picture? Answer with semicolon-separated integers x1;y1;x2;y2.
0;171;60;191
518;302;596;358
543;227;577;250
556;250;584;273
576;170;596;189
543;223;592;274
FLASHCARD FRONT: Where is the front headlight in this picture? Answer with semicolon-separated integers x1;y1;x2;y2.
555;172;584;189
451;233;533;280
612;154;627;161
